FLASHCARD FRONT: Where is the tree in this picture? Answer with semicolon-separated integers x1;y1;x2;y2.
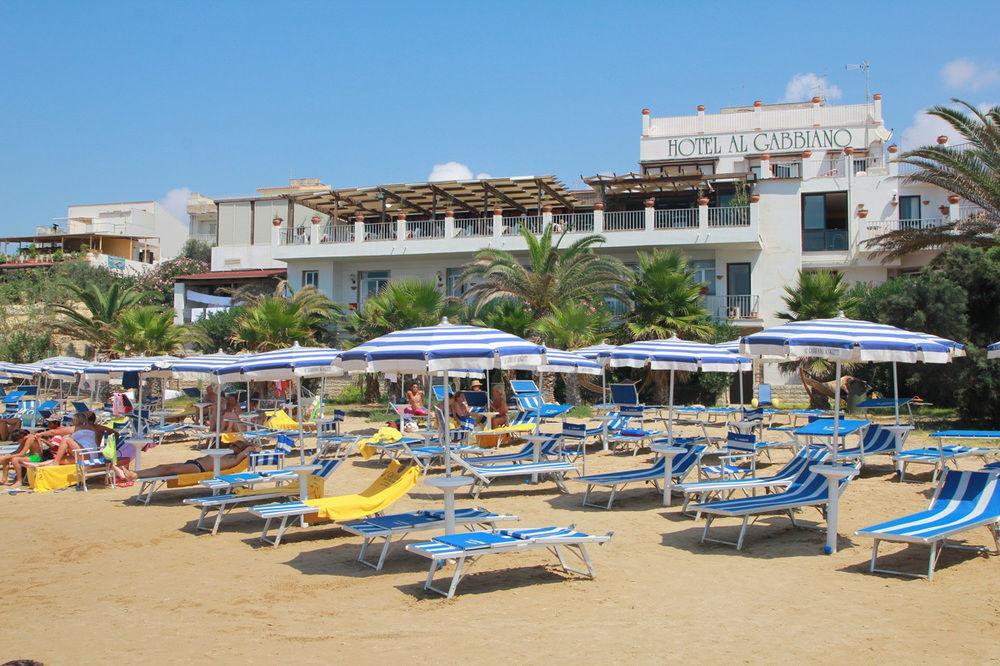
49;282;143;357
180;238;213;264
132;256;210;305
619;249;713;341
869;100;1000;259
109;305;192;356
534;302;611;405
463;224;625;317
776;270;859;407
471;298;535;339
190;306;245;353
231;297;317;352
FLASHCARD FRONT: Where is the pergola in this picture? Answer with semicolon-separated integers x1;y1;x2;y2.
0;232;157;259
582;170;749;199
287;175;582;221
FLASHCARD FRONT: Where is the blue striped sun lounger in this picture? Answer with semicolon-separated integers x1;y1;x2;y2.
677;446;829;512
895;430;999;482
183;457;344;535
341;507;519;571
454;455;577;499
857;469;1000;580
571;443;706;509
694;463;859;550
464;437;560;465
405;525;613;598
839;425;900;462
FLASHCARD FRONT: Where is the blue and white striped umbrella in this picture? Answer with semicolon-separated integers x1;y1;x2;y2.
213;345;344;382
82;355;179;380
988;342;1000;360
610;337;752;372
713;339;741;354
160;352;247;381
43;358;93;379
573;344;616;365
512;349;602;375
338;318;546;374
0;361;44;379
740;315;964;363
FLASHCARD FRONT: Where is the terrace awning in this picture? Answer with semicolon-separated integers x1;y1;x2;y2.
582;170;749;197
287;175;581;219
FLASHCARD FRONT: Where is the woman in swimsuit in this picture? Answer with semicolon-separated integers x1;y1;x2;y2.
0;429;31;485
404;383;427;416
120;440;257;480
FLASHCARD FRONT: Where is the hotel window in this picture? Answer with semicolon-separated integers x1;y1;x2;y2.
301;270;319;289
690;260;716;296
445;268;465;298
899;195;921;225
801;192;848;251
359;270;389;304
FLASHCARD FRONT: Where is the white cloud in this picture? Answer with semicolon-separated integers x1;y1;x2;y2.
427;162;493;182
940;58;999;91
158;187;191;224
898;102;996;149
781;73;842;103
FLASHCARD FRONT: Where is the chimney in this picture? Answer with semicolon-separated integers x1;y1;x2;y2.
641;108;651;136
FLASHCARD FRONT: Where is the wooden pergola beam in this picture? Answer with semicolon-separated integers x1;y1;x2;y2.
482;181;529;215
535;178;575;212
377;187;435;218
427;184;479;216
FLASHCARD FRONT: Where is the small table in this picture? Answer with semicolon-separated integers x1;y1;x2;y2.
202;448;234;477
522;434;555;483
793;418;870;457
286;464;321;526
425;475;473;535
811;463;860;555
192;402;212;425
650;442;689;506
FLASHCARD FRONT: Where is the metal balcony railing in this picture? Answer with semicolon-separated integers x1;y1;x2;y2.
654;208;698;229
603;210;645;232
704;294;760;320
320;223;355;243
455;217;493;237
552;212;595;233
363;222;396;241
405;220;445;239
707;206;750;227
280;226;311;245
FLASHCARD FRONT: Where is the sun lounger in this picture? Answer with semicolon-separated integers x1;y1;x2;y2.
571;442;706;509
838;424;900;461
677;445;829;511
608;406;665;455
405;525;613;598
249;460;421;546
341;507;519;571
857;469;1000;579
895;430;998;482
463;436;560;465
453;454;577;499
135;457;251;505
694;462;859;550
184;457;344;535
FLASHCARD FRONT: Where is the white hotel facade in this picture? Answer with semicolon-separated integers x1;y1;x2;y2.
190;95;962;342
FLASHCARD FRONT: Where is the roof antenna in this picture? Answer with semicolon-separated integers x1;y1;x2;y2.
846;61;872;146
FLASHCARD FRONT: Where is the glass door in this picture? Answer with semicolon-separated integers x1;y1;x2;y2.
727;263;751;317
899;195;921;229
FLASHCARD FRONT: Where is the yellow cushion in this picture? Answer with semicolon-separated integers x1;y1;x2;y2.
303;460;419;522
359;426;404;460
167;457;249;488
27;465;77;493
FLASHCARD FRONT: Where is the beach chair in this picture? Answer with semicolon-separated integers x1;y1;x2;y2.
694;462;859;550
405;525;613;598
134;455;252;505
571;442;707;509
757;383;773;407
184;457;344;535
453;453;577;499
607;406;665;455
463;436;561;465
838;424;899;462
249;460;421;546
700;432;761;479
73;438;118;491
857;469;1000;580
341;507;519;571
514;393;573;421
895;430;998;482
464;390;489;414
609;383;641;406
677;445;829;512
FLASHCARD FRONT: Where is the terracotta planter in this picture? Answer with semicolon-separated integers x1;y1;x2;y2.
445;209;454;217
697;197;710;206
857;209;869;219
271;216;283;227
541;205;552;213
844;147;855;155
939;205;950;215
948;195;960;205
594;202;605;210
644;198;656;208
310;215;321;225
750;194;760;203
937;135;948;145
801;150;812;159
887;144;898;154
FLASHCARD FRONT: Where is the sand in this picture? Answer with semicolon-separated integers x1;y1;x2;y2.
3;417;998;665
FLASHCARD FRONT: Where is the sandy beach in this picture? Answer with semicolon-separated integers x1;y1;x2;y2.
3;418;998;664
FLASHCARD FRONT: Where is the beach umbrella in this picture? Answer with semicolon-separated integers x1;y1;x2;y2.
338;317;546;533
741;313;964;554
715;340;750;406
609;337;751;504
988;342;1000;360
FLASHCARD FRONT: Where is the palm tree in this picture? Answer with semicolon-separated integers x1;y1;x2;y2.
777;270;858;406
471;298;535;339
231;297;316;351
534;302;611;405
463;224;625;317
50;282;143;357
869;99;1000;259
109;305;191;356
619;249;713;341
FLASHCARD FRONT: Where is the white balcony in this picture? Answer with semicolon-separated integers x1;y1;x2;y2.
272;205;761;261
704;294;762;324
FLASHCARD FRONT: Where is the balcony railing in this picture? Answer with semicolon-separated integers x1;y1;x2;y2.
455;217;492;237
552;212;594;233
506;215;544;234
899;217;944;231
655;208;698;229
802;229;848;251
363;222;396;241
188;233;217;245
704;294;761;320
604;210;645;232
770;161;802;179
405;220;445;239
707;206;750;227
280;226;311;245
818;157;842;177
320;223;354;244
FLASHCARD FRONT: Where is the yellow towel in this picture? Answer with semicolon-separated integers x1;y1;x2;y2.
168;458;249;488
27;465;77;492
359;426;403;460
265;410;300;430
221;432;242;444
476;423;536;436
303;460;419;522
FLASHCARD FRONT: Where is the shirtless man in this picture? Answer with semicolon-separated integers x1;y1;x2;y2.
490;384;509;429
448;390;471;419
120;440;257;480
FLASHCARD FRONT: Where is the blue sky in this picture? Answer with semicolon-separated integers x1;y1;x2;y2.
1;0;998;231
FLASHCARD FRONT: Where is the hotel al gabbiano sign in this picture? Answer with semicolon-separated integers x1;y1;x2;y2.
659;128;854;158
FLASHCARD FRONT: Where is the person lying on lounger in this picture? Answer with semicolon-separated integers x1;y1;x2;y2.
119;440;258;481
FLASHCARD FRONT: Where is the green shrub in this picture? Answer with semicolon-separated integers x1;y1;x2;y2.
331;382;364;405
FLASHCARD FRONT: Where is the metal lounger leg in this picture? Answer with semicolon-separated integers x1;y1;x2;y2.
736;515;750;550
211;505;227;536
869;539;880;573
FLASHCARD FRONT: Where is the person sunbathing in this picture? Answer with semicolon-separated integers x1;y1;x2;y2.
220;396;244;433
47;413;114;465
119;440;257;481
490;384;510;429
0;414;26;442
404;382;427;416
449;390;471;419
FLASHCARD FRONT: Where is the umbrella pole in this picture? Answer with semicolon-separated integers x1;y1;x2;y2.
601;368;608;451
296;377;305;465
442;368;457;534
668;369;675;445
136;379;144;471
824;360;843;555
738;367;744;407
214;382;223;449
891;361;900;426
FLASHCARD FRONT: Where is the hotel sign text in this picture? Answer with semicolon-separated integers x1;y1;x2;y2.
661;128;854;158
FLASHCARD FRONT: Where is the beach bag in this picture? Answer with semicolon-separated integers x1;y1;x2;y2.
101;432;118;465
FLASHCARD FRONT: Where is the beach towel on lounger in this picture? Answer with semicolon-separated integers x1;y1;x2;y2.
303;460;419;522
359;427;404;459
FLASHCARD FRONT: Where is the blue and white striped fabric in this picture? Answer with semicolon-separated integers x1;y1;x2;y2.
160;352;245;379
741;315;964;363
988;342;1000;360
714;340;742;354
42;357;93;379
212;345;344;381
510;349;601;375
609;337;751;372
82;355;179;380
0;361;44;379
573;344;616;365
338;318;545;374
